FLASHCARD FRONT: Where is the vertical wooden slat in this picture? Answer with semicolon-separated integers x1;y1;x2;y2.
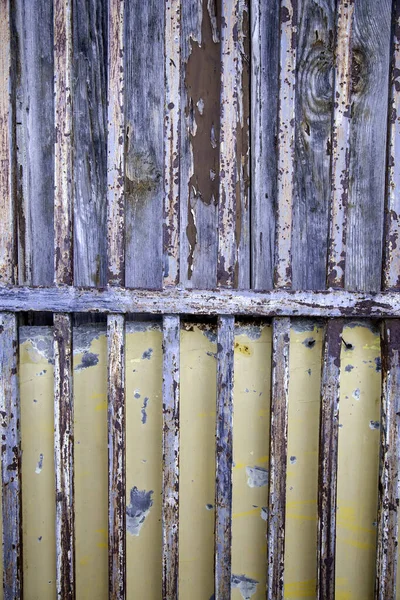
54;1;75;597
326;0;354;289
214;315;234;599
162;315;180;598
164;0;181;287
316;319;343;600
267;317;290;600
217;0;250;289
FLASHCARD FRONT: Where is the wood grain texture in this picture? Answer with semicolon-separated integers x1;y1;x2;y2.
164;0;182;287
317;318;343;600
375;320;400;600
107;0;125;287
217;0;250;289
180;0;220;289
125;0;164;289
73;0;107;287
0;313;22;599
162;315;180;599
53;313;75;600
292;0;335;290
267;317;290;600
346;0;391;292
215;315;234;598
251;0;279;291
107;314;125;600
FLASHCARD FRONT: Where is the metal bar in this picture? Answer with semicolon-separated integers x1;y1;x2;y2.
316;319;343;600
214;315;234;598
162;315;180;599
107;314;125;600
267;317;290;600
326;0;354;289
375;320;400;599
164;0;181;287
0;313;22;599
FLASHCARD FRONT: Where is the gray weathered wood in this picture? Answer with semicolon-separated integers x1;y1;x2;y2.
251;0;279;291
125;0;164;289
162;315;180;599
215;315;234;598
267;317;290;600
180;0;220;289
107;314;125;600
0;313;22;599
317;318;343;600
164;0;182;287
375;320;400;600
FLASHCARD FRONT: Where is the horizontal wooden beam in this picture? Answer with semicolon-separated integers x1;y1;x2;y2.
0;286;399;317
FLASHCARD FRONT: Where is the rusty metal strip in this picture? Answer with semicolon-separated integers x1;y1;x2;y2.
53;313;74;600
326;0;354;289
162;315;180;598
107;314;125;600
383;2;400;291
107;0;125;287
375;320;400;599
274;0;297;289
164;0;181;286
0;313;22;599
266;317;290;600
215;315;234;598
316;319;343;600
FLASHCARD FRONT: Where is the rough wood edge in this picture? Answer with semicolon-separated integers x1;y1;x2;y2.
162;315;180;598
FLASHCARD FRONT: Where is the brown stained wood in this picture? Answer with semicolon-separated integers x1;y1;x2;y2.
107;314;125;600
73;0;107;287
217;0;250;289
162;315;180;599
266;317;290;600
375;320;400;600
164;0;182;287
0;313;22;599
107;0;125;287
316;318;343;600
180;0;221;289
274;0;297;290
125;1;164;289
346;0;391;292
215;315;234;599
54;0;74;286
53;313;75;600
292;0;335;290
251;0;279;291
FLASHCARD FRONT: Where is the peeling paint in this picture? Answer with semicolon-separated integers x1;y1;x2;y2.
141;348;153;360
126;487;154;536
231;574;259;600
75;352;99;371
246;466;268;488
141;397;149;424
35;453;44;474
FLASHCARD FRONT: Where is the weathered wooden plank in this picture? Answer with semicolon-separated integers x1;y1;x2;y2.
267;317;290;600
125;1;164;289
53;313;75;600
375;320;400;600
107;0;125;287
107;314;125;600
316;319;343;600
3;286;400;317
217;0;250;289
73;0;107;287
346;0;391;292
0;313;22;599
292;0;335;290
15;0;54;286
180;0;220;289
251;0;279;291
214;315;234;598
274;0;297;289
162;315;180;598
164;0;182;287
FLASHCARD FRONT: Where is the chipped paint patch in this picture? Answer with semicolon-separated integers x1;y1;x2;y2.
261;507;268;522
369;420;380;431
231;574;259;599
141;348;153;360
141;397;149;424
75;352;99;370
246;466;268;488
35;454;44;474
126;487;154;536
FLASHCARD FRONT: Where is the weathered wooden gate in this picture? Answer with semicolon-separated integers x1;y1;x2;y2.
0;0;400;598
